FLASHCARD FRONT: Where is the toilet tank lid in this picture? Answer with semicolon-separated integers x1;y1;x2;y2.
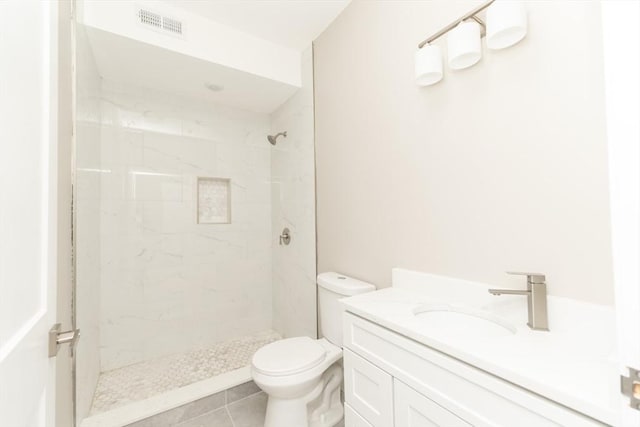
317;272;376;296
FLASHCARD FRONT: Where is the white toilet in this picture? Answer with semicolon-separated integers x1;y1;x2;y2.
251;272;375;427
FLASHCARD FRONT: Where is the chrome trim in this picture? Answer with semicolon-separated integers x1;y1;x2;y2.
418;0;495;48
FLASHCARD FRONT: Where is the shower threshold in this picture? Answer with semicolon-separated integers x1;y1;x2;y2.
81;330;280;427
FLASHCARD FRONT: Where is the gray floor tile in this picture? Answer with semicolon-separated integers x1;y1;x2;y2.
227;392;268;427
226;381;261;404
178;392;226;422
174;407;234;427
125;391;225;427
125;417;154;427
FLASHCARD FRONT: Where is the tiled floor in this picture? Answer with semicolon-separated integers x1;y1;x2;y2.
179;392;267;427
91;330;280;414
125;381;267;427
126;383;345;427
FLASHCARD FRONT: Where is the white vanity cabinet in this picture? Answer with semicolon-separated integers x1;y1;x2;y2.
342;312;608;427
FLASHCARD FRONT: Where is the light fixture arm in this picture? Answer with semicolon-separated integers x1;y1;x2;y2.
469;15;487;37
417;0;495;48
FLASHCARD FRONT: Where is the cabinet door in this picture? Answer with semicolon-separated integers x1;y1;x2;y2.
344;349;394;427
345;404;374;427
395;380;471;427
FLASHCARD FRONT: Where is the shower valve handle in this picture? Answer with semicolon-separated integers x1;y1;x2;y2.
279;228;291;245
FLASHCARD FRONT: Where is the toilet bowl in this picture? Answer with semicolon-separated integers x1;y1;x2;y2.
252;337;342;427
251;273;376;427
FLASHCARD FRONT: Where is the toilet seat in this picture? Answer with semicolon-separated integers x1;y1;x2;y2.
252;337;327;377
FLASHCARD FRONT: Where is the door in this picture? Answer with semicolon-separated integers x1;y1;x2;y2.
0;1;59;426
601;1;640;426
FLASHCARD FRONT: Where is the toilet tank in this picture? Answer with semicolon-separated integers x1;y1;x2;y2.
318;272;376;347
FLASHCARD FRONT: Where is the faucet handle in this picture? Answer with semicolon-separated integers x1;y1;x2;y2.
506;271;546;284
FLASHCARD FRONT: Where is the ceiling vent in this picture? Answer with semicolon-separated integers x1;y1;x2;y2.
162;16;182;35
137;8;184;37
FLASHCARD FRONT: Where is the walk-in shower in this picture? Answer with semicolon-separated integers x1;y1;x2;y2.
267;131;287;145
73;12;317;425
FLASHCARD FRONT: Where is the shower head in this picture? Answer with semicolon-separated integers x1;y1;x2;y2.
267;131;287;145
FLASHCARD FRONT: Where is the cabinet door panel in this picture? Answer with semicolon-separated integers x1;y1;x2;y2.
345;404;374;427
395;380;471;427
344;349;394;427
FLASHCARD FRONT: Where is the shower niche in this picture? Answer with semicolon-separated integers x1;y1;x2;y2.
74;1;317;425
197;177;231;224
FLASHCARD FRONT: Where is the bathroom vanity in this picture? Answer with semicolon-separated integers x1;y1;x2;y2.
341;269;618;427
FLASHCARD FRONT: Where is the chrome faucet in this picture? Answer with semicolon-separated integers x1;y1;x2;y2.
488;272;549;331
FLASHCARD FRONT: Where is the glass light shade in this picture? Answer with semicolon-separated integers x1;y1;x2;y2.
486;1;527;50
415;45;443;86
447;21;482;70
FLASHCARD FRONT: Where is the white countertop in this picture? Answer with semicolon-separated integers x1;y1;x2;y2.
341;269;619;426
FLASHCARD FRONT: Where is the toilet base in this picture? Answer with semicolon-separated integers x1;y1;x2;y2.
264;380;323;427
264;394;344;427
264;396;311;427
263;364;344;427
310;406;343;427
310;364;343;427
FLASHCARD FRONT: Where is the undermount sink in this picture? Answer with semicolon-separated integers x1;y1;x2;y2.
412;305;517;339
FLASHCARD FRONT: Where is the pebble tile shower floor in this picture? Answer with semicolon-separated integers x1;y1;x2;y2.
90;330;281;414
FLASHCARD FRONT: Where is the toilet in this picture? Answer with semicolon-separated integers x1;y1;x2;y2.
251;272;376;427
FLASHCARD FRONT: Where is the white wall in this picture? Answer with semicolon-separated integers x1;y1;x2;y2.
75;24;103;422
98;80;273;370
271;47;317;339
314;0;614;305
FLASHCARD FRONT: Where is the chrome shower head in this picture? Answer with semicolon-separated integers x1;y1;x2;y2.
267;131;287;145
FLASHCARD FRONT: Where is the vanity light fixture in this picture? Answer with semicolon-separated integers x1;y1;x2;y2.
415;0;527;85
415;44;443;86
486;1;528;50
447;20;482;70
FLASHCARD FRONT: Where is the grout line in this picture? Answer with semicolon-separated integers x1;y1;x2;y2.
227;390;264;408
172;389;264;427
225;405;237;427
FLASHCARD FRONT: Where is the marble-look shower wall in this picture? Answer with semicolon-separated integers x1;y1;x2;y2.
270;47;317;339
98;81;273;370
75;25;103;422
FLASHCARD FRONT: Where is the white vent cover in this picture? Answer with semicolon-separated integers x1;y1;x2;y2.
138;9;161;29
137;8;183;36
162;16;182;35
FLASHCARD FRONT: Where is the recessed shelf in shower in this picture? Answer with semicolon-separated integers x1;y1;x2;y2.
197;177;231;224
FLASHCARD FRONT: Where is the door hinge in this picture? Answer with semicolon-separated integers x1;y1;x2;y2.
48;323;80;358
621;367;640;411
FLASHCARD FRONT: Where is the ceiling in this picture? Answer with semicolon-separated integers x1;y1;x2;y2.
85;26;299;113
157;0;351;50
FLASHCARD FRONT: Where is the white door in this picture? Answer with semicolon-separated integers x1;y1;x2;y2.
0;1;59;426
602;1;640;426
